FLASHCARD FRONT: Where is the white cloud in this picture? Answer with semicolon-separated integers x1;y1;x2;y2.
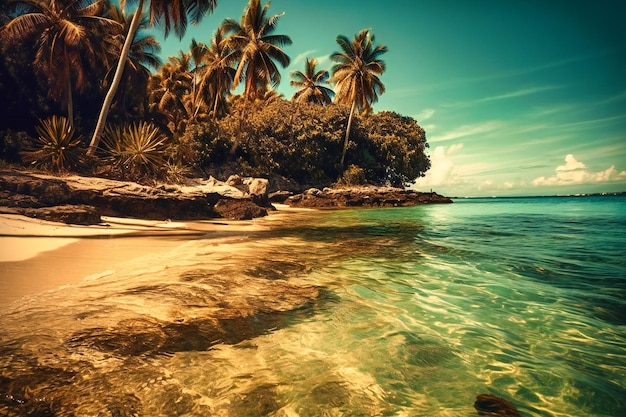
414;144;465;187
556;154;585;171
533;154;626;186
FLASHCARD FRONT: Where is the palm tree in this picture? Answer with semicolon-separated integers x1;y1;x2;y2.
103;3;162;121
194;26;237;119
88;0;218;156
187;38;207;120
221;0;291;101
148;52;193;134
1;0;118;125
290;57;334;105
331;29;387;167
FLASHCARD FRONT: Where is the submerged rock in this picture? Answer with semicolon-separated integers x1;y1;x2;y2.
0;254;322;417
474;393;521;417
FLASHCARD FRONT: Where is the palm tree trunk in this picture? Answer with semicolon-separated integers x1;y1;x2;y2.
87;0;144;156
212;90;220;120
67;76;74;127
340;100;356;167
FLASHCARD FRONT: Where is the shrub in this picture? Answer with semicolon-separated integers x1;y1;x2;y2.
339;164;367;186
22;116;83;172
101;121;169;180
0;129;33;163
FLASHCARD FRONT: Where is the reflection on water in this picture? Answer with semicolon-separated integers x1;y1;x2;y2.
1;198;626;416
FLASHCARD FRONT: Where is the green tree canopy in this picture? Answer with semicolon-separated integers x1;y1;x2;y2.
290;58;334;105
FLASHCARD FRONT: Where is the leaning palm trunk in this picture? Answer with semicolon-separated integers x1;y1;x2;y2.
340;100;356;167
212;90;220;120
66;76;74;127
87;0;145;156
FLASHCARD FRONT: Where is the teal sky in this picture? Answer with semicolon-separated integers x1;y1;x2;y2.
156;0;626;196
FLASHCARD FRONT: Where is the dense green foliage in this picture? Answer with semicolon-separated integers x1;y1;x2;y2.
0;0;431;189
182;99;430;187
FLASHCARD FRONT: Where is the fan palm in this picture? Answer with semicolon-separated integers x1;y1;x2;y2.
1;0;118;125
331;29;387;167
88;0;218;156
221;0;291;101
290;57;334;105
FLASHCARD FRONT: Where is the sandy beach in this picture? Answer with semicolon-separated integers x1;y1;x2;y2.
0;213;271;306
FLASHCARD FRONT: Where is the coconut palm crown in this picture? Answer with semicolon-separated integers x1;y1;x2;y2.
331;29;387;166
290;57;334;105
194;27;237;119
1;0;118;124
221;0;292;101
331;29;387;112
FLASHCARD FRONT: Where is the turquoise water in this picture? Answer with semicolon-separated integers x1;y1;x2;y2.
1;196;625;416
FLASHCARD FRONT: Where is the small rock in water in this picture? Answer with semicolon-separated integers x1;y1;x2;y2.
474;393;521;417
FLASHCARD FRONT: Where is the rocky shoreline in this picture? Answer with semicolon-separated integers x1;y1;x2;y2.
286;186;452;208
0;169;452;225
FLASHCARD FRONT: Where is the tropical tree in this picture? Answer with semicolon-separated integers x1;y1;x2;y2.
186;38;208;120
88;0;218;156
148;52;193;135
221;0;291;101
194;26;237;119
331;29;387;167
102;3;162;122
290;57;334;105
1;0;118;125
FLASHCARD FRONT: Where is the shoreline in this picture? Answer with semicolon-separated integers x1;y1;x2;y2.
0;212;276;306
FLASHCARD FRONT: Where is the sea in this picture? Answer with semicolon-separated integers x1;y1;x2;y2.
1;195;625;416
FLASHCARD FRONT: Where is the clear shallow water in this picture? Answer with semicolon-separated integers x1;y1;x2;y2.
1;196;625;416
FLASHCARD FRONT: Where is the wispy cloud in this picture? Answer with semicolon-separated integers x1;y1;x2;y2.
422;52;605;93
415;108;435;121
597;90;626;105
445;85;562;108
548;114;626;130
429;121;502;143
475;85;562;103
290;49;323;68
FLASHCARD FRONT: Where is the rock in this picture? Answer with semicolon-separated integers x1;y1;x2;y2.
268;190;293;203
474;394;521;417
247;177;270;206
13;205;101;225
247;178;268;198
0;169;271;224
286;186;452;209
213;199;268;220
226;174;244;188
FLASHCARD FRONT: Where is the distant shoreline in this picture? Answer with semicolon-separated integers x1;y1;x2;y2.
450;192;626;199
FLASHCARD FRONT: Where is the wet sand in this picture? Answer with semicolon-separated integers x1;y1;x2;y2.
0;214;271;307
